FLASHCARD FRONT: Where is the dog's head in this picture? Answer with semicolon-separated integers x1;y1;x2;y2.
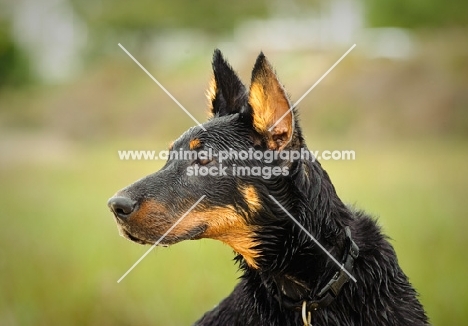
108;50;307;269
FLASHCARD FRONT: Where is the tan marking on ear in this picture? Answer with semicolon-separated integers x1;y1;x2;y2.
249;63;293;150
189;138;201;150
206;74;217;118
249;82;276;134
240;184;262;214
168;141;174;150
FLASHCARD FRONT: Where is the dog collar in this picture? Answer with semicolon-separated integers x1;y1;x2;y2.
276;226;359;312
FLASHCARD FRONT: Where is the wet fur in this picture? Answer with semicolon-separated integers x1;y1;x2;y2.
109;50;429;325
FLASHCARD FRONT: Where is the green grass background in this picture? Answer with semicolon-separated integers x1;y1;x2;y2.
1;43;467;325
1;137;466;325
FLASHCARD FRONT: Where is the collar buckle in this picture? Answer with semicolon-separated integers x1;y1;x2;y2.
316;227;359;299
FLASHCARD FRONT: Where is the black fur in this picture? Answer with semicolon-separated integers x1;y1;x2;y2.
108;50;429;326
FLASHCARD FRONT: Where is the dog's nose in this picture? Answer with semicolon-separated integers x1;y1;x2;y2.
108;196;137;219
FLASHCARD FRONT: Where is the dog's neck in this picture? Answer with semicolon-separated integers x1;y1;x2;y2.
252;157;356;309
273;225;358;312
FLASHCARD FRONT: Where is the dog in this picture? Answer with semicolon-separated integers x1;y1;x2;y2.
108;49;429;325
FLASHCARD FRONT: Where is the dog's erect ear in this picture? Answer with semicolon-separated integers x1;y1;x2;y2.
207;49;247;117
249;53;294;151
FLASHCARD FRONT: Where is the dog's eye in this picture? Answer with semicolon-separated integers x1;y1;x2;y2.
196;158;212;166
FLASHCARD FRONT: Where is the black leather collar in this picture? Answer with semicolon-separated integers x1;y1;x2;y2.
275;226;359;312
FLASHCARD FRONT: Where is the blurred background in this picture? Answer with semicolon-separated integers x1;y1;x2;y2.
1;0;467;325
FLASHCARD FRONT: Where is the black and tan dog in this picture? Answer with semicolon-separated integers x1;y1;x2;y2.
108;50;429;325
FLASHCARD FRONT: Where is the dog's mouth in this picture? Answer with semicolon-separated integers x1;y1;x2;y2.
120;228;156;245
116;221;207;246
113;220;158;245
